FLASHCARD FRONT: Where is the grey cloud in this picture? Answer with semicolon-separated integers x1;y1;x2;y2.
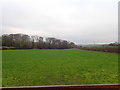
1;0;118;44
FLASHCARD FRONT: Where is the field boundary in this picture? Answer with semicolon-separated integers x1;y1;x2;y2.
1;84;120;90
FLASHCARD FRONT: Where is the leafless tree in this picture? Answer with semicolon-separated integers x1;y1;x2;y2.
2;33;77;49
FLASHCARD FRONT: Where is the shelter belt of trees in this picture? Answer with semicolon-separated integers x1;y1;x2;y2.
1;33;76;49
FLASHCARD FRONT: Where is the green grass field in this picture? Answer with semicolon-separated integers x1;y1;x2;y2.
0;51;2;87
2;49;118;87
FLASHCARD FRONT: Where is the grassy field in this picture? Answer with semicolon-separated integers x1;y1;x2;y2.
0;50;2;87
2;49;118;87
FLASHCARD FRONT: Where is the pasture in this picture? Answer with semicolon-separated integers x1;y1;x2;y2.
2;49;118;87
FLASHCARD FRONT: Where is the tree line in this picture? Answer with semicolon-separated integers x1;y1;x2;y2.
1;33;76;49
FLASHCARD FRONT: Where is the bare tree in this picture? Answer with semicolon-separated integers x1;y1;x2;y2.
2;33;77;49
37;36;43;49
0;36;2;46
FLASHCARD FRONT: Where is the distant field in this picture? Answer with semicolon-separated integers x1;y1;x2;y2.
2;49;118;87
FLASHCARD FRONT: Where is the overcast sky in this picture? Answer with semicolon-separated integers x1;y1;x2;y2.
1;0;119;44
